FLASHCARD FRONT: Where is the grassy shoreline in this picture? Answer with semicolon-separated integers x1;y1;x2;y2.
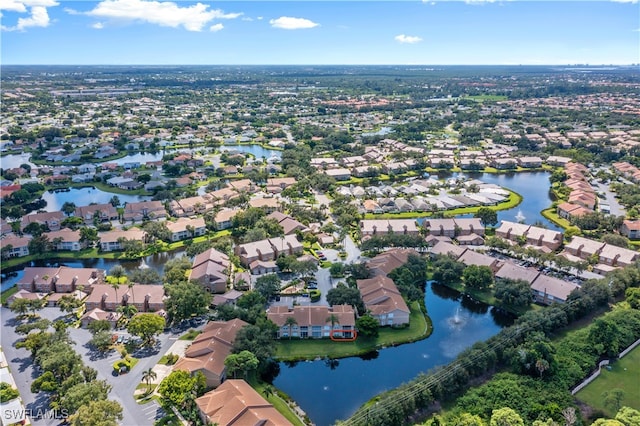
0;230;231;272
274;301;432;361
363;189;523;220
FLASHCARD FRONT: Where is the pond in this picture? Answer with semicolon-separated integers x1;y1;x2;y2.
469;171;560;231
0;250;186;292
40;187;151;212
272;282;512;426
220;144;281;159
429;171;559;231
2;144;281;170
1;153;36;170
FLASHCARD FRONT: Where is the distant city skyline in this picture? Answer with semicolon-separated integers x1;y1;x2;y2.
1;0;638;65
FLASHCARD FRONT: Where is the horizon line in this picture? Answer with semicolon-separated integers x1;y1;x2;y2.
2;63;639;67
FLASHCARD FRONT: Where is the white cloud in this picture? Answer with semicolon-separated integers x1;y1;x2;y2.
0;0;27;12
92;21;104;29
611;0;638;3
395;34;422;44
1;0;57;31
209;23;223;32
269;16;319;30
464;0;496;4
85;0;242;31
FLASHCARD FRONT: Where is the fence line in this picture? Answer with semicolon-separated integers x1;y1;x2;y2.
571;337;640;395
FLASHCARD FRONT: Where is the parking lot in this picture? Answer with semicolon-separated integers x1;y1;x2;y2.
0;306;188;426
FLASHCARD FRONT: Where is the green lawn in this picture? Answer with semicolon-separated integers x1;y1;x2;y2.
576;345;640;417
363;189;522;220
464;95;509;102
250;379;306;426
275;301;431;361
1;286;19;305
179;329;201;340
540;207;573;230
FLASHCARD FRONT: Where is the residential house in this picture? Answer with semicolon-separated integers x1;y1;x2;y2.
598;244;640;268
165;217;206;242
235;235;303;267
267;211;308;235
0;235;30;258
248;260;278;275
189;248;231;293
360;219;419;238
173;319;248;388
524;227;563;251
366;248;417;277
17;266;103;293
195;380;292;426
45;229;86;251
123;201;167;223
75;203;118;224
212;290;244;307
362;200;382;214
21;211;65;231
453;218;485;236
495;262;540;284
99;229;147;252
457;249;502;273
457;234;485;246
267;305;355;339
563;236;606;261
324;168;351;181
492;158;517;169
495;220;531;242
531;274;579;305
357;275;410;326
213;209;239;230
169;195;214;217
248;197;280;213
557;202;591;220
621;220;640;240
423;219;456;238
85;284;166;312
568;191;596;210
47;290;86;307
429;241;468;259
517;156;543;168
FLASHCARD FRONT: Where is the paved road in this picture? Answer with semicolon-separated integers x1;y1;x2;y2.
592;181;626;217
1;306;180;426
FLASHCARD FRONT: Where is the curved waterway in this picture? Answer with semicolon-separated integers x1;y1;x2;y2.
428;171;558;231
0;250;184;292
273;282;513;426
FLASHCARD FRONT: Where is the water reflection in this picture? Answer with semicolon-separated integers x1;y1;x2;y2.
0;249;186;292
358;350;379;361
460;294;489;314
273;281;513;426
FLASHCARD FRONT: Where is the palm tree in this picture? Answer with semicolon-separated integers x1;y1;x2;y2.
284;317;297;339
141;368;157;394
109;265;126;305
117;304;138;319
326;314;340;332
262;384;274;400
127;280;135;305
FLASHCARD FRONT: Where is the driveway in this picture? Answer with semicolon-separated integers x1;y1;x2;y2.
0;306;180;426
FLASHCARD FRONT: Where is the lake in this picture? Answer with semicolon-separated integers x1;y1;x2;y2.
1;144;281;170
428;171;559;231
0;250;186;292
40;187;151;212
273;282;512;426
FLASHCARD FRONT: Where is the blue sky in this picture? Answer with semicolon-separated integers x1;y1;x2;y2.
1;1;638;65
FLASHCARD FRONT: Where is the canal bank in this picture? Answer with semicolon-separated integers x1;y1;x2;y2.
272;282;513;426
